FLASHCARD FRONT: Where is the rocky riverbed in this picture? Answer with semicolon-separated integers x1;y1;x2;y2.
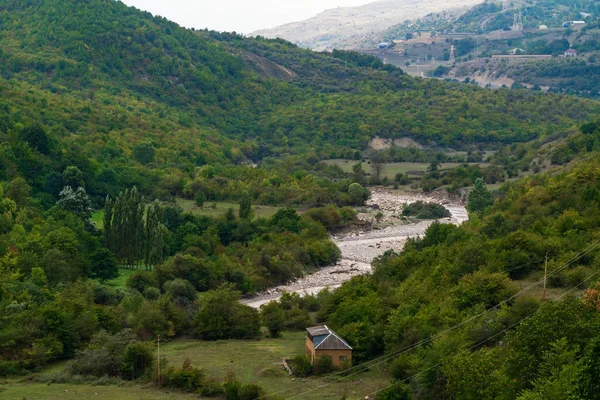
242;188;468;308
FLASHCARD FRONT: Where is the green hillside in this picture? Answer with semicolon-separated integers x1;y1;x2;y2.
1;0;600;205
1;1;600;399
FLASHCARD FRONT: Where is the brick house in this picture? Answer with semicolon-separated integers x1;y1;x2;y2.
305;325;352;367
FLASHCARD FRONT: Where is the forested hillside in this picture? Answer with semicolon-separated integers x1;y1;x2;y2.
1;0;600;206
265;122;600;399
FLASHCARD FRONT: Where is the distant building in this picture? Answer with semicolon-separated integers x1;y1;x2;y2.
564;48;578;57
539;25;548;30
378;42;390;49
509;47;525;55
305;325;352;367
572;21;586;25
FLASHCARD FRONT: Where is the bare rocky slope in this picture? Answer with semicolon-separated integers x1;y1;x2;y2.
250;0;483;51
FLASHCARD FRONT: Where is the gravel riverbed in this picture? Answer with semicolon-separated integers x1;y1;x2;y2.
242;188;468;308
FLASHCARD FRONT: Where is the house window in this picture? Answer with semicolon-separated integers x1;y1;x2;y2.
339;356;347;362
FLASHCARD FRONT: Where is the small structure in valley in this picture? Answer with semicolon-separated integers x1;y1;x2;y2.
564;48;578;57
305;325;352;367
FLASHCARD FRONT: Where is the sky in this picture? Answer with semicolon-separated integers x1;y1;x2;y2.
121;0;374;34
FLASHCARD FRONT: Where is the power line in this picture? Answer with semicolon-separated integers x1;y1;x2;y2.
364;268;600;399
277;241;600;399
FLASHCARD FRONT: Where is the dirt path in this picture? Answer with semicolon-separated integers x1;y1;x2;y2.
242;188;468;308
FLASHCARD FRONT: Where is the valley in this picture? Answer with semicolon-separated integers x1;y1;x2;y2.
243;188;468;308
1;1;600;400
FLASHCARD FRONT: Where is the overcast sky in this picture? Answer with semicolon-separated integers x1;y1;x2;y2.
121;0;374;34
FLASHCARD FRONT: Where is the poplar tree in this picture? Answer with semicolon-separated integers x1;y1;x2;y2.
239;191;252;220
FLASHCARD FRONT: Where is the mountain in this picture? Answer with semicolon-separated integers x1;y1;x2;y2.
1;0;599;208
251;0;484;51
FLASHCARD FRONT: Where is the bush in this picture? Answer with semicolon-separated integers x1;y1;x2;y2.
122;342;154;380
67;330;139;378
402;201;451;219
313;355;334;375
290;355;312;377
163;359;206;393
238;384;266;400
126;270;158;293
0;360;25;376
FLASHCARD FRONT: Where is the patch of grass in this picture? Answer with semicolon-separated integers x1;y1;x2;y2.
103;268;136;290
7;332;390;400
0;382;198;399
323;160;488;179
159;332;389;399
175;198;282;219
90;199;281;231
91;210;104;229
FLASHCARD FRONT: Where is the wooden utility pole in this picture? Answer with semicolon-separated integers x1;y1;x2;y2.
542;252;548;301
157;335;161;389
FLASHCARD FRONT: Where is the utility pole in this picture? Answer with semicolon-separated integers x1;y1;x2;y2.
157;335;161;389
542;252;548;301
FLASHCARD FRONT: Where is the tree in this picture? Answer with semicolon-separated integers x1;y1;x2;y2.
371;153;384;184
427;160;441;172
348;183;367;205
260;301;285;338
194;285;260;340
20;124;50;154
6;177;31;208
133;142;155;165
122;342;154;380
57;186;93;220
62;166;85;189
271;207;301;233
467;178;492;214
352;162;367;185
142;200;165;269
104;187;145;267
90;248;118;281
239;191;252;220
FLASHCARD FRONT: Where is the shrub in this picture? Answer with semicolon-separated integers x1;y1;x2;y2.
313;355;334;375
290;355;312;377
122;342;154;380
163;359;206;393
402;201;451;219
238;384;266;400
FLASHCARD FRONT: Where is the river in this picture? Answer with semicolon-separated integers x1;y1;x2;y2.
242;188;468;308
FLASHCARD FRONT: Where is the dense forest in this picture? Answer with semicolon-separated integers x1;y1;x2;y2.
1;0;600;399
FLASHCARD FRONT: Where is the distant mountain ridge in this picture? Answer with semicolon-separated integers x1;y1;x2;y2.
251;0;483;51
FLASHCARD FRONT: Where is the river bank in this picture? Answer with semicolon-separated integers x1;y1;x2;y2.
242;188;468;308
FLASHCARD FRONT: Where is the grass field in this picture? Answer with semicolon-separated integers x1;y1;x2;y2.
175;198;282;219
1;332;391;400
0;382;199;400
323;159;488;179
90;199;282;232
160;332;389;400
103;268;137;289
91;210;104;229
